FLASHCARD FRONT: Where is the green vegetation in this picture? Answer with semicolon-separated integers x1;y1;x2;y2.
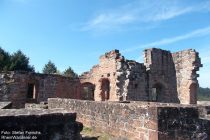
42;60;57;74
81;126;114;140
0;47;78;77
0;47;34;72
0;47;10;71
42;61;78;77
198;87;210;101
63;66;78;78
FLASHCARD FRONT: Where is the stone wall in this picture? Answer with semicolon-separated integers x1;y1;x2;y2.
48;98;210;140
25;102;48;109
0;48;202;105
80;48;202;104
0;109;83;140
49;98;157;140
0;71;80;108
80;50;148;102
80;50;120;101
158;107;210;140
116;60;147;101
0;72;15;102
144;48;179;103
172;49;202;104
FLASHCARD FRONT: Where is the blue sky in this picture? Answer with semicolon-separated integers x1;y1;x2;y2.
0;0;210;87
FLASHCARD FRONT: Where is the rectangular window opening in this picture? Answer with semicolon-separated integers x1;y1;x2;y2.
27;83;36;99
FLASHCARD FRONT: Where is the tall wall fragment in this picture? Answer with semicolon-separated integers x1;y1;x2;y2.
144;48;179;103
80;50;148;101
172;49;202;104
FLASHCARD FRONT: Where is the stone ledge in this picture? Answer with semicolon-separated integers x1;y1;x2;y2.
0;109;74;116
0;102;12;109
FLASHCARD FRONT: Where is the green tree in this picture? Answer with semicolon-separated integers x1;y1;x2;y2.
9;50;34;72
56;69;62;75
198;87;210;101
42;60;57;74
0;47;10;71
63;66;78;78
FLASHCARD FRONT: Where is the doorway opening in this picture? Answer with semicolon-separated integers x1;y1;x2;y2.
27;83;36;99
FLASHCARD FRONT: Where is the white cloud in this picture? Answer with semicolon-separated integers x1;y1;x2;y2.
82;0;210;32
81;13;136;31
122;26;210;53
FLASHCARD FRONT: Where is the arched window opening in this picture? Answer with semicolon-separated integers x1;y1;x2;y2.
101;79;110;101
189;83;197;104
81;83;95;100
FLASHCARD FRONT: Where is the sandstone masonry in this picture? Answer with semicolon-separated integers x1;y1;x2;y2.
81;48;202;104
48;98;210;140
0;109;83;140
0;48;202;107
0;71;80;108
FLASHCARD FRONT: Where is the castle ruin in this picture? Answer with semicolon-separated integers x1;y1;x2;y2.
0;48;209;140
80;48;202;104
0;48;202;108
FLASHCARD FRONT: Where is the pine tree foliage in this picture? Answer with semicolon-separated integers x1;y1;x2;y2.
63;66;78;78
42;60;57;74
0;47;34;72
9;50;34;72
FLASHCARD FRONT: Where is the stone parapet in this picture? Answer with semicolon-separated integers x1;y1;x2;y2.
48;98;210;140
0;109;83;140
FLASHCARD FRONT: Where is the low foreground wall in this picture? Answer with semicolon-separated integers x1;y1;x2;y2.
48;98;210;140
0;109;83;140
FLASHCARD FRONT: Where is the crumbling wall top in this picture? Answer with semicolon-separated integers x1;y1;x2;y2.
99;49;124;61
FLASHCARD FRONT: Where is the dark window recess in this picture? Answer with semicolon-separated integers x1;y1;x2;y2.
27;84;35;99
101;79;110;101
151;83;164;101
134;84;138;88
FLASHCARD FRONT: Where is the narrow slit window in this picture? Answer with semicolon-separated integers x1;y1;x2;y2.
152;88;157;101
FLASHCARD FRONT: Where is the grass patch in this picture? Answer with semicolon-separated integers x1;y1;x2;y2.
81;126;113;140
81;127;93;135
